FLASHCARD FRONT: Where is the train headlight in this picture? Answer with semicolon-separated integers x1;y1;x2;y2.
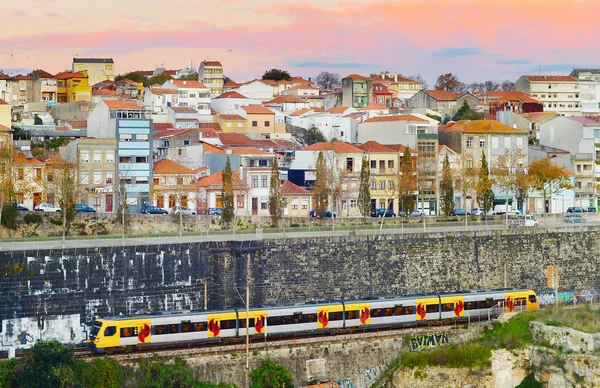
95;338;100;343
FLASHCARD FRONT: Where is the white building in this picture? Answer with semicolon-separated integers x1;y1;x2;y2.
233;80;273;101
198;60;223;96
211;91;256;114
515;75;582;116
143;87;178;114
161;80;211;115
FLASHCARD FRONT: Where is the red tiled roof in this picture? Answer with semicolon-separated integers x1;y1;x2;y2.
343;113;365;119
170;106;197;113
104;100;144;110
358;141;396;153
14;153;44;166
229;147;270;155
424;90;457;101
218;133;259;147
255;139;301;150
153;123;174;131
176;118;199;122
440;120;528;134
519;112;558;123
303;141;363;153
13;74;31;80
55;126;68;131
217;114;246;121
153;158;194;174
170;80;208;89
289;108;312;117
568;116;600;125
242;105;274;115
344;74;367;80
362;115;428;123
29;69;56;79
386;144;408;153
523;75;578;82
438;145;457;154
214;91;247;99
56;71;87;79
0;124;9;130
326;106;350;114
357;103;390;111
259;79;278;86
281;180;310;196
151;88;178;95
199;122;222;133
196;171;244;188
154;128;191;138
0;98;8;105
224;80;240;87
202;61;222;67
92;89;118;96
369;74;418;83
202;141;226;154
266;95;305;104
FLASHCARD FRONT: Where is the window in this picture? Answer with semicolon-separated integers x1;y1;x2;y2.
137;134;149;142
80;151;90;163
93;171;102;185
105;151;114;163
388;160;394;169
346;158;353;172
177;177;184;185
252;176;258;188
292;199;298;209
35;169;42;181
153;178;160;185
379;181;385;189
516;137;523;147
136;177;148;185
189;93;196;98
104;326;116;336
504;137;511;149
183;139;190;146
370;182;376;189
80;172;89;184
18;168;24;180
237;195;244;209
265;121;270;127
350;199;357;208
252;121;258;127
491;136;499;149
261;202;267;210
479;139;485;148
93;151;102;163
136;156;148;163
426;304;439;313
120;327;137;337
119;134;132;142
261;176;267;188
388;181;393;189
466;138;473;148
370;160;376;169
106;171;114;184
119;156;132;163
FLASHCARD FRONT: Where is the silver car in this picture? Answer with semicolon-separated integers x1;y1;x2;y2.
564;213;585;224
170;206;197;215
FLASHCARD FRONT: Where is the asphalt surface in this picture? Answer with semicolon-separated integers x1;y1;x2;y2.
0;214;597;251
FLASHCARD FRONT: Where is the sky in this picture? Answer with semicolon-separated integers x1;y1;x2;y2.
0;0;595;86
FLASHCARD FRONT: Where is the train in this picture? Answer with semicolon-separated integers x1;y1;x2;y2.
87;288;538;353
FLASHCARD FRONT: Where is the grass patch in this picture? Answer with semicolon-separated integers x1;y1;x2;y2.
479;313;536;349
398;344;491;369
532;305;600;333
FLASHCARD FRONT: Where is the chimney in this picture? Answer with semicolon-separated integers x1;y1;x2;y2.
183;81;187;85
394;73;398;82
226;149;232;154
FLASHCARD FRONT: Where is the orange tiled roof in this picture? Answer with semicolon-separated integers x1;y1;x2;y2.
523;75;578;82
171;106;197;113
202;61;222;67
55;126;68;131
104;100;144;110
153;123;174;131
289;108;312;117
223;80;240;87
344;74;367;80
170;80;208;89
199;122;222;133
214;91;247;99
229;147;270;155
153;158;194;174
284;84;319;91
56;71;87;79
303;141;364;153
241;105;274;115
266;95;305;104
519;112;559;122
196;171;244;188
259;79;278;86
202;141;226;154
386;144;408;153
358;141;396;153
357;103;390;111
438;144;457;154
424;90;457;101
0;98;8;105
92;89;118;96
67;120;87;128
14;153;44;166
218;133;259;147
29;69;56;79
217;114;246;121
151;88;178;95
362;115;428;123
343;113;365;119
440;120;528;134
281;180;310;196
326;106;350;114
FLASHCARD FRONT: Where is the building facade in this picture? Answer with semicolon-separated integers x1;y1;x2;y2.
198;61;224;96
72;58;115;86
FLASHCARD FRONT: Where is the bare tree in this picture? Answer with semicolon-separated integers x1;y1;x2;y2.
407;74;428;90
494;147;526;228
484;80;500;91
44;154;78;248
501;80;515;91
434;73;466;93
315;71;341;90
468;82;485;93
454;153;478;229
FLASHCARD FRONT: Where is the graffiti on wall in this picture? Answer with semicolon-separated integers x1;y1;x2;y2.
363;361;389;386
538;290;599;306
409;333;449;352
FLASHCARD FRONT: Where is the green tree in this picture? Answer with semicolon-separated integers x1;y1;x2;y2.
476;151;494;213
262;69;291;81
178;73;199;81
221;156;235;224
398;147;416;212
11;339;76;388
268;158;283;227
357;157;371;217
149;73;173;87
528;157;571;218
440;154;454;216
304;126;326;145
139;357;198;388
249;359;293;388
313;151;328;217
115;71;147;84
33;114;43;125
434;73;465;92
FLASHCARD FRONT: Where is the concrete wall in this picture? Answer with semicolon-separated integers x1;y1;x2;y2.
2;229;600;352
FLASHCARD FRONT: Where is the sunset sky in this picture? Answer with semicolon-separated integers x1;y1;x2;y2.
0;0;593;85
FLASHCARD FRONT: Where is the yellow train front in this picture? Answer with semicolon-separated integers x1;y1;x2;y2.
88;289;538;353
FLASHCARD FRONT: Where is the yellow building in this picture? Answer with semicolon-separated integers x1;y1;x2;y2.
358;141;402;214
56;71;92;103
215;114;248;133
0;98;10;129
242;105;284;135
72;58;114;85
282;180;311;217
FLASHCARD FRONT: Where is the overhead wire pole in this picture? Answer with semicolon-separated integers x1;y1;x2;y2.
245;253;250;387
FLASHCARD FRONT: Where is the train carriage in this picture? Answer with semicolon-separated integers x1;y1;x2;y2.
263;302;345;336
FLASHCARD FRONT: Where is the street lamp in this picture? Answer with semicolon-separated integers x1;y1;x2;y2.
92;196;101;239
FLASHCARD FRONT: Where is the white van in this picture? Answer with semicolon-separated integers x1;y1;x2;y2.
518;214;538;227
494;204;519;215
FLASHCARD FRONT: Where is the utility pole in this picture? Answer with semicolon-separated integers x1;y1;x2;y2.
201;277;212;310
245;253;251;388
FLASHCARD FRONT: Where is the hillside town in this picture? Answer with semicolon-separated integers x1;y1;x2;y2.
0;58;595;218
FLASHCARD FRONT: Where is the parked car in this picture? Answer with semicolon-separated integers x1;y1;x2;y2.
75;204;96;213
371;209;396;218
470;208;484;216
324;211;336;218
17;205;29;212
494;204;519;215
309;210;336;217
564;213;586;224
34;203;62;212
205;207;223;216
141;206;168;215
409;210;423;217
450;209;467;217
171;206;197;215
587;207;597;213
514;214;538;227
567;207;583;213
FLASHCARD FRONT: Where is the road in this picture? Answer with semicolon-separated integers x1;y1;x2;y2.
0;214;597;251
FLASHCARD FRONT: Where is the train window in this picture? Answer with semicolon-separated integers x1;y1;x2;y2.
153;325;167;335
193;322;207;332
120;327;137;337
239;318;255;328
346;310;359;319
516;298;526;306
371;309;382;317
486;298;494;308
181;322;192;333
476;301;485;309
329;312;343;321
268;317;280;326
280;315;293;325
404;306;414;315
393;306;403;315
426;304;439;313
168;324;179;334
383;308;393;317
104;326;116;337
465;301;474;310
221;320;236;330
442;303;453;312
528;294;537;303
293;313;303;324
303;314;316;323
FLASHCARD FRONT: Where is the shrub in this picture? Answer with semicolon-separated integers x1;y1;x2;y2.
1;202;18;230
49;218;63;226
516;374;543;388
138;357;197;388
479;314;533;349
399;344;491;369
249;359;293;388
11;339;77;387
23;213;43;224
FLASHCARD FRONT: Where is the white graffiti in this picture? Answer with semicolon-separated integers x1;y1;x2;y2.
364;361;389;385
575;290;600;304
538;292;555;306
538;290;599;306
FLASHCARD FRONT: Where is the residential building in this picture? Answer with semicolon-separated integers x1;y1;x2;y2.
357;141;401;213
282;180;311;217
61;138;117;213
29;70;57;103
87;99;153;213
233;80;273;101
152;158;197;211
13;152;46;210
195;170;247;215
0;98;10;129
309;107;360;143
341;74;372;108
357;115;437;149
5;75;33;104
264;95;310;113
198;61;224;96
482;91;543;117
515;75;582;116
281;84;320;98
371;83;393;107
161;80;211;115
210;91;253;114
143;87;178;114
528;145;575;214
167;106;199;128
91;88;119;104
496;111;559;144
56;71;92;103
369;73;423;100
406;90;480;120
240;105;284;135
238;148;277;216
215;114;247;133
222;80;241;93
72;58;115;85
